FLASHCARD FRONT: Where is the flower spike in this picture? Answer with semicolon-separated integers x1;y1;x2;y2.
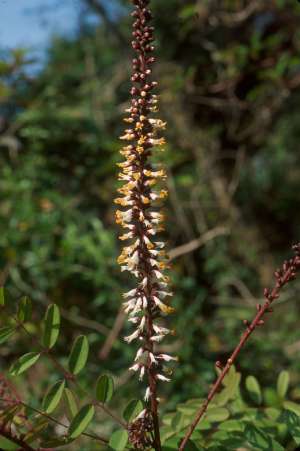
115;0;174;447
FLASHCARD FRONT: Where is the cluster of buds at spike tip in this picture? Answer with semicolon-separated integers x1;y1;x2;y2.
115;0;176;406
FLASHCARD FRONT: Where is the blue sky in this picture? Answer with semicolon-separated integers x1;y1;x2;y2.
0;0;79;51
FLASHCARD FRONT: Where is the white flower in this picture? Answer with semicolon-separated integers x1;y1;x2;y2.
139;366;145;380
139;316;146;330
153;324;171;335
150;335;164;342
142;296;148;309
157;290;173;298
144;387;151;401
157;374;171;382
149;352;158;365
129;363;140;372
135;347;144;361
123;288;138;298
125;329;140;343
135;409;147;421
157;354;178;362
141;276;148;288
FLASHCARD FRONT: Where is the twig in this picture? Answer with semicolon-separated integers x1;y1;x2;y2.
0;426;35;451
98;306;126;360
168;226;229;261
0;397;108;445
179;243;300;450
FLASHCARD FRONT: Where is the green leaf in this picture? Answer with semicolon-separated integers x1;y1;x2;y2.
42;380;65;414
245;424;271;449
0;437;19;450
123;399;144;423
109;430;128;450
68;335;89;375
43;304;60;349
9;352;40;376
283;401;300;416
219;420;244;432
246;375;262;405
96;374;114;403
0;287;5;306
24;418;49;443
277;370;289;399
244;424;283;450
17;296;32;322
281;409;300;445
179;5;197;20
0;405;22;425
205;407;229;423
64;388;78;418
222;366;241;399
68;404;95;439
0;326;15;344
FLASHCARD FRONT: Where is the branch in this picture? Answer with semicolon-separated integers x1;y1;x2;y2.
84;0;125;46
179;243;300;450
0;427;35;451
98;306;126;360
168;226;229;261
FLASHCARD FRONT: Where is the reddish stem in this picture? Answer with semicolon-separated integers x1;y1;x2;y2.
179;244;300;450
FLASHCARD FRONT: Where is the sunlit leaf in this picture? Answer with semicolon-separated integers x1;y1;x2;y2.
17;296;32;322
123;399;143;423
42;380;65;414
68;404;95;439
246;375;262;405
109;430;128;450
9;352;40;376
0;327;15;344
68;335;89;375
0;287;5;306
245;424;283;450
64;388;78;418
283;401;300;416
43;304;60;349
96;374;114;403
281;409;300;445
277;371;289;399
205;407;229;423
0;437;18;450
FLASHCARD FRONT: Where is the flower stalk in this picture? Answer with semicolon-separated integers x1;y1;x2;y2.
115;0;174;448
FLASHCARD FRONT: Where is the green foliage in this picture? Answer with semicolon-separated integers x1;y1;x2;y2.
0;326;15;344
9;352;41;376
246;375;262;405
0;287;5;306
96;374;114;403
68;404;95;439
1;0;300;449
109;430;128;450
42;379;66;414
64;388;79;419
68;335;89;375
277;371;290;399
160;367;300;450
42;304;60;349
123;399;143;423
17;296;32;322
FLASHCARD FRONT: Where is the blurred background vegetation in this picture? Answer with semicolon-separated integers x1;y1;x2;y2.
1;0;300;438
